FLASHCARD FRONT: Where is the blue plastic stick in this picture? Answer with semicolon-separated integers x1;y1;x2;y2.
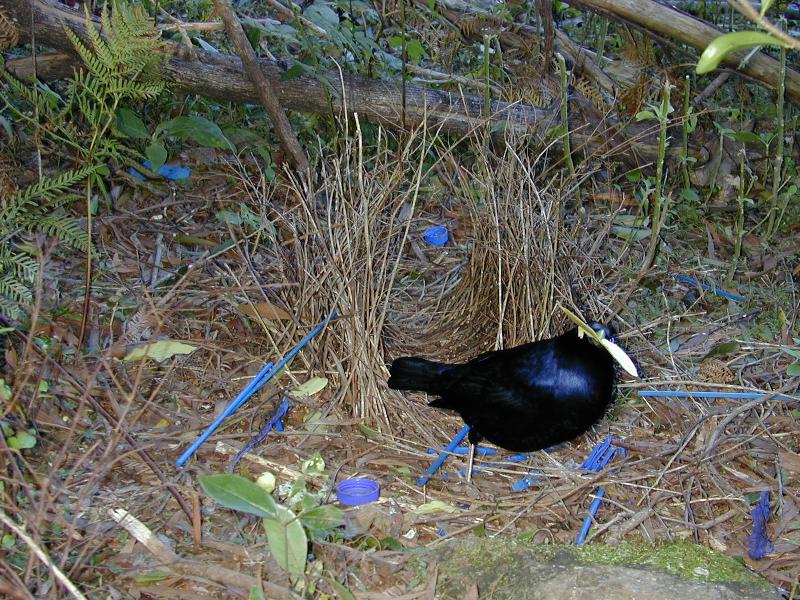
175;310;336;467
639;390;795;402
674;274;747;302
576;487;607;545
576;437;624;545
417;424;470;486
427;446;497;456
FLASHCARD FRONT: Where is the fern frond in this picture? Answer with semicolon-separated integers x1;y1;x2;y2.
0;272;33;307
30;214;92;253
0;248;38;283
13;166;98;205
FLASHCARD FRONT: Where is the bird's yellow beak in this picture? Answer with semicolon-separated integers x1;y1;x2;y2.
558;305;639;378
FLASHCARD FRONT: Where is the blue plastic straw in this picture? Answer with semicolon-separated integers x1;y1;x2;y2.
576;436;625;545
417;424;470;486
175;310;336;467
639;390;796;402
674;274;747;302
427;446;497;456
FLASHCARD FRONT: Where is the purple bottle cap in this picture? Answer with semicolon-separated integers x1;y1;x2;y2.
336;478;380;506
423;225;448;246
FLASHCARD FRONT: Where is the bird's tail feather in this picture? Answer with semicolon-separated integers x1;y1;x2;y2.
388;357;449;393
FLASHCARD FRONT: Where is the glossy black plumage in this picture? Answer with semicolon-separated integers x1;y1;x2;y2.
388;324;617;454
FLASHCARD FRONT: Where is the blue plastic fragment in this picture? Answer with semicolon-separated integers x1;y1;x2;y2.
674;274;747;302
639;390;796;402
130;161;191;181
437;527;446;536
745;491;774;560
229;397;291;471
417;424;470;486
423;225;449;246
575;436;625;545
512;470;543;492
175;310;336;467
427;446;497;456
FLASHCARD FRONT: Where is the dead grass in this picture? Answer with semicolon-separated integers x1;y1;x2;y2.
1;121;798;598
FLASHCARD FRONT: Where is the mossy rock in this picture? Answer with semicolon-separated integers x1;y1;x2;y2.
420;538;779;600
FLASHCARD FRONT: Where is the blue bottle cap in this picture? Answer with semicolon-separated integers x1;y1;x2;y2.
423;225;448;246
336;478;380;506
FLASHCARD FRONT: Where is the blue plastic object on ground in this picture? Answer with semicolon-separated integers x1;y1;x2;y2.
673;274;746;302
175;310;336;467
336;478;380;505
423;225;448;246
639;390;795;402
417;424;470;486
745;491;774;560
576;436;625;545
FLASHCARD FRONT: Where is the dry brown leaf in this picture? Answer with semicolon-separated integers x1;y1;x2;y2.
238;301;292;321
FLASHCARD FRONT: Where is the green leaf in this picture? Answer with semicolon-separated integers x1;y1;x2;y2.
115;108;149;139
787;363;800;377
249;585;266;600
405;39;427;63
8;430;36;450
680;188;701;202
198;474;278;518
123;340;198;363
135;571;172;583
412;500;460;515
610;225;651;241
328;577;357;600
703;341;741;359
289;377;328;398
299;504;344;531
281;63;308;81
305;2;339;27
262;505;307;578
635;110;656;121
156;115;233;150
145;141;168;171
697;31;788;74
782;348;800;360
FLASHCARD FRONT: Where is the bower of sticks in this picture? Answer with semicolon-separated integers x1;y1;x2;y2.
5;126;798;597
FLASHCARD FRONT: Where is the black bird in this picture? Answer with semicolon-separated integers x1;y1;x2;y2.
388;323;624;482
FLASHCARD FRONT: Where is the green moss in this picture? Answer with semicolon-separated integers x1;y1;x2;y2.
572;540;768;588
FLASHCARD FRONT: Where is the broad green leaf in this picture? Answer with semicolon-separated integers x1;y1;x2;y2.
405;39;427;63
115;108;149;139
289;377;328;398
262;505;307;578
156;115;233;150
123;340;198;363
782;348;800;360
610;225;651;242
328;577;357;600
635;110;656;121
703;341;741;359
787;363;800;377
299;504;344;531
8;430;37;450
412;500;459;515
199;474;278;518
145;141;168;171
305;2;339;27
697;31;788;74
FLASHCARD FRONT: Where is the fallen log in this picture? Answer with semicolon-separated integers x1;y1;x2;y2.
0;0;689;163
